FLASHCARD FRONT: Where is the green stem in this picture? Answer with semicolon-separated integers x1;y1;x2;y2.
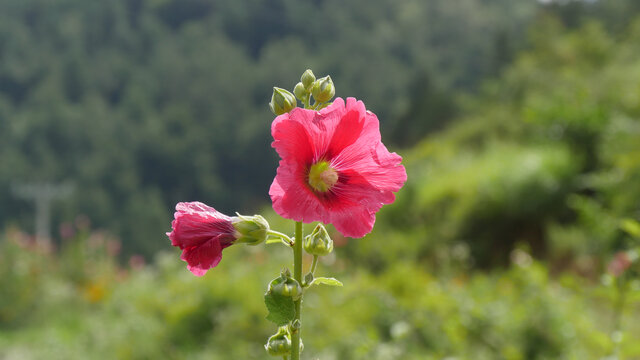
310;255;319;275
290;87;312;360
267;230;293;246
302;94;311;109
291;221;303;360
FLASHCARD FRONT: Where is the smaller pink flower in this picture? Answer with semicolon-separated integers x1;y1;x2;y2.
167;202;238;276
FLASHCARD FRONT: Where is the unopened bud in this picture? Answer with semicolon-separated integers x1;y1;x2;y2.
268;270;302;299
232;214;269;246
293;82;307;101
301;69;316;90
303;224;333;256
311;76;335;103
269;87;297;115
265;327;291;356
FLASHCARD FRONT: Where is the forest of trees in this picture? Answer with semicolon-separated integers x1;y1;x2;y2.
0;0;536;256
0;0;639;260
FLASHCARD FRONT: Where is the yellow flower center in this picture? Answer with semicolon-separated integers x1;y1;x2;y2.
308;161;338;193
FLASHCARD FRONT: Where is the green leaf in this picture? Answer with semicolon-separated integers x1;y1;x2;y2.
264;291;295;326
309;277;343;287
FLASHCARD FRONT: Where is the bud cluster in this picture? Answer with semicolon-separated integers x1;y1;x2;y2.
269;69;336;115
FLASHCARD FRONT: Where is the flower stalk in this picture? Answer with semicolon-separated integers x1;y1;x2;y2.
291;221;303;360
267;229;294;247
310;255;319;275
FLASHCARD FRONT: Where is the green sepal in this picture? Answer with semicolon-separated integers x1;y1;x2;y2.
303;223;334;256
265;326;292;356
293;82;308;101
311;76;335;103
264;292;295;326
232;214;269;245
301;69;316;90
269;87;297;115
304;272;314;286
268;271;302;299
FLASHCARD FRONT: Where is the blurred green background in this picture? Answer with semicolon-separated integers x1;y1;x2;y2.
1;0;640;359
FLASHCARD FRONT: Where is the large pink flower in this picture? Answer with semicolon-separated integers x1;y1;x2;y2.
167;202;238;276
269;97;407;238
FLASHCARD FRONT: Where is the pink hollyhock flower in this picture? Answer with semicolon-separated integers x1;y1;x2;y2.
269;97;407;238
167;202;269;276
167;202;239;276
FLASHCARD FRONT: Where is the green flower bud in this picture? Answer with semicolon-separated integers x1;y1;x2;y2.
293;82;308;101
232;214;269;246
269;87;297;115
311;76;335;103
265;327;291;356
303;224;333;256
268;269;302;299
301;69;316;90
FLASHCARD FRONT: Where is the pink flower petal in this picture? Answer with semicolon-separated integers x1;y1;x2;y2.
181;238;223;277
168;202;235;249
270;97;407;238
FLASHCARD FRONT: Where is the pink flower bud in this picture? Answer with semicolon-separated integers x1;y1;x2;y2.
167;202;237;276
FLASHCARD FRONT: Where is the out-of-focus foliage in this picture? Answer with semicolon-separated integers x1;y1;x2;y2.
3;0;639;259
1;229;639;360
0;0;539;256
359;13;640;269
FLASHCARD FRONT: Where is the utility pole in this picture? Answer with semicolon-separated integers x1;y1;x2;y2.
11;182;74;247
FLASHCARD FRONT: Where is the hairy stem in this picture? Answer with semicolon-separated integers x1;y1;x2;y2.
291;221;303;360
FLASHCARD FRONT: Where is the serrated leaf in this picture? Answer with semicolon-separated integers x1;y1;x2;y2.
309;277;343;287
264;291;295;326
